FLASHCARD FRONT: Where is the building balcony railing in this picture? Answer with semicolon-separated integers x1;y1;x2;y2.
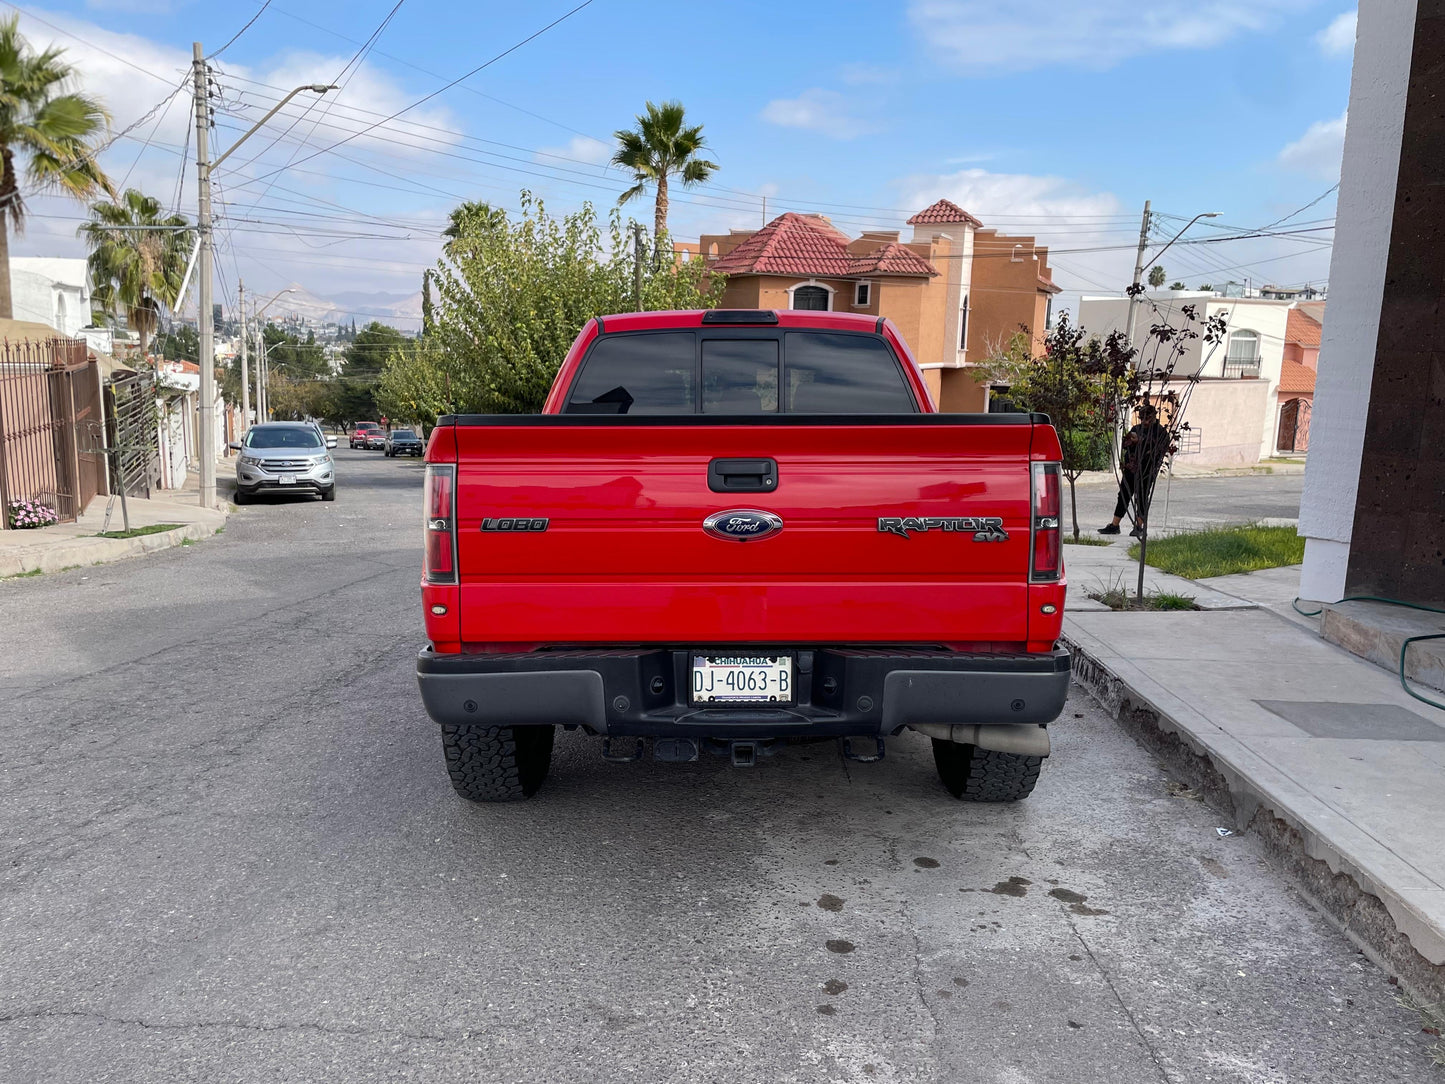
1223;358;1262;379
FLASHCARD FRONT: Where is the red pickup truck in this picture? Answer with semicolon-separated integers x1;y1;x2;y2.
416;309;1069;803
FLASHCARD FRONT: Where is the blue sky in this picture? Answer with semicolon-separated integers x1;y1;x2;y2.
12;0;1354;321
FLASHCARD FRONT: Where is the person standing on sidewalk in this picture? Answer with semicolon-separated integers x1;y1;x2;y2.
1099;405;1170;538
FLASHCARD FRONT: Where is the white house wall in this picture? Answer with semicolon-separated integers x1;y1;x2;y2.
1297;0;1417;602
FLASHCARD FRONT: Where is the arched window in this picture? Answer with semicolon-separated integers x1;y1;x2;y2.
791;285;830;311
1224;329;1260;378
54;291;68;333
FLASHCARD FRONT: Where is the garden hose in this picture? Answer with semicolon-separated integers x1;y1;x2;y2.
1291;596;1445;711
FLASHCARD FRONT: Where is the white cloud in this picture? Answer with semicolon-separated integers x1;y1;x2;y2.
1278;112;1347;180
1315;10;1357;55
898;166;1119;224
760;89;876;141
536;135;612;166
908;0;1303;73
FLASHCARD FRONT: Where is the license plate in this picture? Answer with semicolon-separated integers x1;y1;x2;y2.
691;655;793;704
278;475;296;485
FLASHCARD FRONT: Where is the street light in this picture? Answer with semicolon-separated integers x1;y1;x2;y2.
1126;210;1221;349
193;45;335;510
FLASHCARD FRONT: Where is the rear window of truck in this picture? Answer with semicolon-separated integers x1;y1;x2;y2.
564;331;917;415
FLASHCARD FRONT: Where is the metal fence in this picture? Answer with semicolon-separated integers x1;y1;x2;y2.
0;338;104;527
105;369;160;500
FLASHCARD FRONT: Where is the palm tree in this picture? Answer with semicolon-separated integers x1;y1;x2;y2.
80;189;193;358
612;101;717;245
441;200;507;262
0;16;112;319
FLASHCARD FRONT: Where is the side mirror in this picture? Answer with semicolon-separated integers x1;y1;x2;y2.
326;437;337;448
228;442;242;451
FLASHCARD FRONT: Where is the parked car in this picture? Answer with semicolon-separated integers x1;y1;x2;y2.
350;422;383;449
414;309;1068;804
385;428;424;457
231;422;335;503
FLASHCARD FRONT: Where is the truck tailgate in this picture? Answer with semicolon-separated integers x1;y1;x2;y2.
448;418;1041;645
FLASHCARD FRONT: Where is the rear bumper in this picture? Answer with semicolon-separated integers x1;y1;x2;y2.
415;646;1071;739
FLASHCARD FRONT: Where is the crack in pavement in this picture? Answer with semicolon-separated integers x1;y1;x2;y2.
1064;910;1176;1084
0;1006;451;1044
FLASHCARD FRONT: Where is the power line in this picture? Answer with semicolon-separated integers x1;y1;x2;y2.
243;0;598;187
206;0;274;60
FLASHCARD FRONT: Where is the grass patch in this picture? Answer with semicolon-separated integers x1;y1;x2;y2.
1063;536;1115;547
179;538;195;546
96;522;184;539
1128;525;1303;579
4;567;44;579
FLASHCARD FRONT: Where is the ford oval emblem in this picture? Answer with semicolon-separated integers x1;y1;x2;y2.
703;509;784;542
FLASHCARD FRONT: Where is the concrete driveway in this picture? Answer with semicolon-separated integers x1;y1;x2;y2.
0;448;1433;1083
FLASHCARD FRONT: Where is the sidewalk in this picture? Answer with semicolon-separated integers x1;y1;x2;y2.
1064;565;1445;1003
0;468;229;578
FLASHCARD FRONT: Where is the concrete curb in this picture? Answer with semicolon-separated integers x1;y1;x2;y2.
0;517;225;579
1064;628;1445;1005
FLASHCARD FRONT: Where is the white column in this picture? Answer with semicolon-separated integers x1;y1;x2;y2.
1297;0;1417;602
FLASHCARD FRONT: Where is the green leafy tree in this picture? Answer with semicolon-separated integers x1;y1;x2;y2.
262;325;329;379
80;189;193;357
1147;265;1166;288
153;322;198;362
0;15;112;319
612;101;716;246
377;191;723;426
342;321;408;381
976;317;1128;540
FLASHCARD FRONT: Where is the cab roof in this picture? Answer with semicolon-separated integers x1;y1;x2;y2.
593;309;884;334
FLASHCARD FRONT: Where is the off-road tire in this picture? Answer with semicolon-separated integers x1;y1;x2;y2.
931;738;1042;802
441;724;555;802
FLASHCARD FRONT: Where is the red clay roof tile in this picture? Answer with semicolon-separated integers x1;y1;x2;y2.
1278;359;1316;395
846;242;938;277
1286;307;1323;347
906;198;983;228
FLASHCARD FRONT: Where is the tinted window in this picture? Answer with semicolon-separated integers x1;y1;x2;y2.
566;333;695;414
702;339;777;413
784;332;915;413
392;430;417;439
246;427;323;449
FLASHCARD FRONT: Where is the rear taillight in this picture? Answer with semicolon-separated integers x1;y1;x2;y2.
424;463;457;585
1030;461;1061;582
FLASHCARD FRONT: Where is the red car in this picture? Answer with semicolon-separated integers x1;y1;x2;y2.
350;422;384;449
415;309;1068;803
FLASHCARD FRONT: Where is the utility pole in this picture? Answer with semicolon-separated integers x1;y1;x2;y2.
761;195;767;227
193;42;216;509
632;223;644;312
238;279;249;434
1124;199;1150;350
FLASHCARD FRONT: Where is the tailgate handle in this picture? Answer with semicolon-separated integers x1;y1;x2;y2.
708;457;777;493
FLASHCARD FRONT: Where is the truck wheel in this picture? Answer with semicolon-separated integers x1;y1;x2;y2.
931;738;1042;802
441;723;555;802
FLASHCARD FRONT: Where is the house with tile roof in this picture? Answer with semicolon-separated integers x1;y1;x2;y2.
1276;304;1324;453
697;200;1061;410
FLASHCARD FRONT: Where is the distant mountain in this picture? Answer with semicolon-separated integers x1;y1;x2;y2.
269;283;422;331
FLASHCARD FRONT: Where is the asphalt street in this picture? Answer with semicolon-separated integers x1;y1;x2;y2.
1;450;1434;1083
1070;471;1305;535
